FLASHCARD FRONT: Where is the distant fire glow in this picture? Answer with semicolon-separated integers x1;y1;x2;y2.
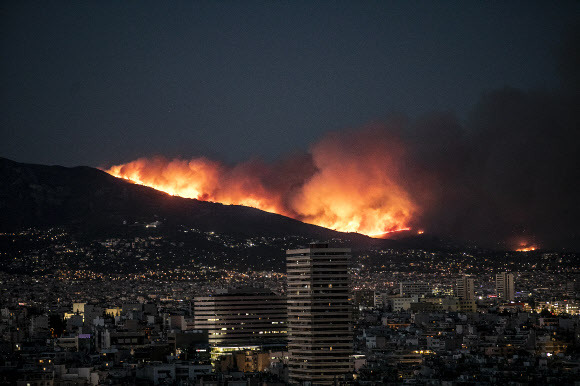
516;246;538;252
105;127;417;237
367;228;412;238
516;242;538;252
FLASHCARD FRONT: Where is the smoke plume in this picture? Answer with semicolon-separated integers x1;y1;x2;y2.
106;29;580;249
107;124;416;237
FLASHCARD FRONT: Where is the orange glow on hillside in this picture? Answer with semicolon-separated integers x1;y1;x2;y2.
105;128;418;237
367;228;412;239
106;156;415;237
515;242;538;252
516;245;538;252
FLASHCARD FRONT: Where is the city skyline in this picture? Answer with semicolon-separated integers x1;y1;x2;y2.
1;3;580;382
1;231;578;384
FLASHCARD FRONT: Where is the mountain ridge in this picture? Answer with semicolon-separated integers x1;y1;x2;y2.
0;157;388;246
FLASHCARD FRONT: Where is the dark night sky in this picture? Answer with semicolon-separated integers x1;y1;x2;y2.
1;1;578;167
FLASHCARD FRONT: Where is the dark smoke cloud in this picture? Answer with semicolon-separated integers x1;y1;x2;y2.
108;27;580;250
403;27;580;249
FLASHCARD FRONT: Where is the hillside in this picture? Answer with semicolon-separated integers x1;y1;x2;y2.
0;157;379;243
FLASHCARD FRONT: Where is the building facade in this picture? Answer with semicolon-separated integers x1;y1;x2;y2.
392;295;419;311
400;282;432;297
496;272;515;302
456;275;475;300
193;288;287;349
286;243;353;385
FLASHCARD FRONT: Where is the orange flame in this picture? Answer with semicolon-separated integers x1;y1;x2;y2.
515;241;538;252
515;245;538;252
105;127;417;237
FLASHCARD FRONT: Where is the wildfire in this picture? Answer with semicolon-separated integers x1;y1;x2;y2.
367;228;412;238
104;126;417;237
516;245;538;252
515;242;538;252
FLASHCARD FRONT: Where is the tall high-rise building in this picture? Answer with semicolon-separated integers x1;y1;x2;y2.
286;243;353;385
495;272;515;302
456;276;475;300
